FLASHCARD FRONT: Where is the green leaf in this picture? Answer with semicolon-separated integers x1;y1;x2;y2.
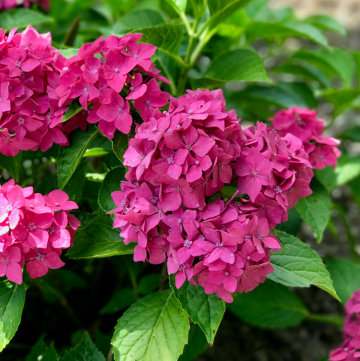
100;287;136;315
276;207;302;236
113;9;164;33
207;0;252;29
57;125;99;189
326;258;360;304
25;336;47;361
138;274;161;295
51;269;88;293
83;148;110;157
296;179;331;243
178;324;207;361
189;0;206;18
195;49;268;89
62;99;83;123
132;24;183;57
316;154;360;192
69;211;101;232
42;344;59;361
163;0;187;13
0;151;22;181
0;280;26;351
62;158;87;204
246;20;328;46
322;89;359;117
228;279;308;328
170;276;225;345
112;131;130;164
339;126;360;143
112;289;189;361
61;333;105;361
267;231;339;300
59;48;80;59
292;48;353;86
354;52;360;86
67;214;134;259
305;15;346;35
0;8;53;29
98;167;125;213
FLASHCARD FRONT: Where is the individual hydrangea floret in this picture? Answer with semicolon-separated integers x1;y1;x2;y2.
0;180;80;284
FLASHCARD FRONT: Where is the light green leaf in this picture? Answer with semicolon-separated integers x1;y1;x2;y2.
354;52;360;86
83;148;110;157
316;154;360;192
57;125;99;189
170;276;225;345
207;0;252;29
61;333;105;361
163;0;187;13
112;289;189;361
132;24;183;57
100;288;136;315
305;15;346;35
228;279;308;328
66;214;134;259
293;48;353;86
98;167;125;213
267;231;339;300
189;0;206;18
62;99;83;123
296;179;331;243
339;126;360;143
42;344;59;361
59;48;80;59
0;8;53;29
112;131;130;164
246;20;328;46
323;89;359;117
113;9;164;33
0;280;26;351
326;258;360;304
195;49;268;89
178;324;207;361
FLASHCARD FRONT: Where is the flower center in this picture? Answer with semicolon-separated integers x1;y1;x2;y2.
216;242;223;248
184;239;192;248
28;222;37;230
257;232;263;239
114;68;119;73
133;54;138;59
274;186;282;194
225;272;229;276
167;157;174;164
17;117;25;125
151;196;158;204
15;61;21;67
145;100;150;105
48;227;55;235
55;203;60;207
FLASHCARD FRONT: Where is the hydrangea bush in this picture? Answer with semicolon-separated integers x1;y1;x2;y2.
0;1;359;360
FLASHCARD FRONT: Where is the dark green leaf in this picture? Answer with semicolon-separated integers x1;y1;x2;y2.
61;333;105;361
25;336;47;361
170;276;225;345
62;99;83;123
112;289;189;361
98;167;125;213
195;49;268;89
276;207;302;236
100;287;136;315
95;329;112;359
326;258;360;304
42;344;59;361
268;231;339;300
62;158;87;203
69;211;102;232
67;214;134;259
0;151;22;181
305;15;346;35
0;280;26;351
296;179;331;243
113;9;164;33
0;9;53;29
228;279;308;328
246;20;328;46
178;324;207;361
51;269;88;293
112;131;130;164
338;126;360;143
57;125;99;189
138;274;161;295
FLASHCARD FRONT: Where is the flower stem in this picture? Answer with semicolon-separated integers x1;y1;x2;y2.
306;313;344;327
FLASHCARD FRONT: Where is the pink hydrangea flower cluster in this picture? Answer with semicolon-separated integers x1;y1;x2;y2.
109;88;324;303
270;107;341;169
0;179;80;285
330;290;360;360
55;34;169;140
0;26;73;156
0;0;49;11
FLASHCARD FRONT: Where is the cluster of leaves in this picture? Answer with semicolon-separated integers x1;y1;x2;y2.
1;0;360;360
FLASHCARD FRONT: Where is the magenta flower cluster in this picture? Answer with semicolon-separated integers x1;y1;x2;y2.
0;179;80;284
0;26;73;155
55;33;169;139
0;0;49;11
109;89;325;303
330;290;360;360
271;107;341;169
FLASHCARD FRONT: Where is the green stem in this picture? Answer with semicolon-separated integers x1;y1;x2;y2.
307;313;344;327
179;12;193;36
125;258;139;299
